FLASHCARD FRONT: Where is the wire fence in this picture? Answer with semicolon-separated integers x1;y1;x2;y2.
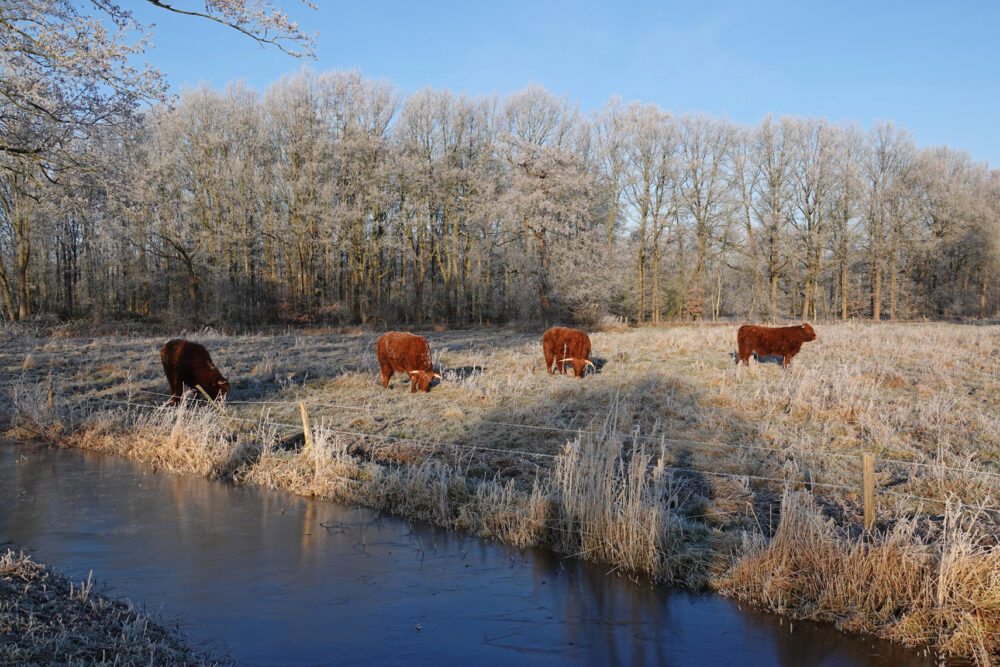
79;388;1000;518
113;389;1000;481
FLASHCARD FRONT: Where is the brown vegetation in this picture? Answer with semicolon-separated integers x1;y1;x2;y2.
2;321;1000;662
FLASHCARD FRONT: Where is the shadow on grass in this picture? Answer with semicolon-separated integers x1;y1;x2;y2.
224;328;538;401
728;351;785;366
446;368;786;537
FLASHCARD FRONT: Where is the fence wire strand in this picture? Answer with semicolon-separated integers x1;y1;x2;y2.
99;390;1000;484
82;393;1000;515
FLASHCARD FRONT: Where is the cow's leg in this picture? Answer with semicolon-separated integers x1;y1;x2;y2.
166;372;183;405
380;365;392;388
544;349;555;374
410;374;418;393
782;355;791;368
737;342;751;366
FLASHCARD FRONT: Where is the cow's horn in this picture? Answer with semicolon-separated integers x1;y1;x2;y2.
409;370;419;375
434;373;442;379
585;359;595;368
559;358;573;363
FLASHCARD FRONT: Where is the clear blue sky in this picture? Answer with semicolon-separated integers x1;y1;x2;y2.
132;0;1000;167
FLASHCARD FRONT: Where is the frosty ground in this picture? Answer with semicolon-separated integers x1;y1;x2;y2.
2;321;998;662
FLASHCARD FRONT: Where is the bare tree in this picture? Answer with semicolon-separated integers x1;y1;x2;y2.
677;114;734;320
621;103;678;323
750;116;794;321
788;117;837;320
498;86;591;321
2;69;995;327
864;121;914;321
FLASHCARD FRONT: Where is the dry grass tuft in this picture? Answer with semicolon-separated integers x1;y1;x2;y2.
722;490;1000;662
549;430;697;582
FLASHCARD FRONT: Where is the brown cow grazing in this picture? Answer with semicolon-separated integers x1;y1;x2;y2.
736;323;817;368
376;331;442;393
542;326;595;378
160;339;230;405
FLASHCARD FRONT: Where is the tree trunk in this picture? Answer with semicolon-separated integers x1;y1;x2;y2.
841;258;849;320
979;267;990;320
889;250;898;320
769;271;778;323
801;278;811;321
872;265;882;321
15;209;30;320
0;260;16;321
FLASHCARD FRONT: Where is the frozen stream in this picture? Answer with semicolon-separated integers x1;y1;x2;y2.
0;441;931;666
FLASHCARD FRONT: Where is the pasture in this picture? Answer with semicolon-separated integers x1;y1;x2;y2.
2;321;999;661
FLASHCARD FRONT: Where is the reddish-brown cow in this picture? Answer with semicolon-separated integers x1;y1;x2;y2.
542;326;595;378
160;339;230;405
376;331;442;393
736;323;817;368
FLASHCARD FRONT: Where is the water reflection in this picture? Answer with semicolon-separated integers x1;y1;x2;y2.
0;441;932;666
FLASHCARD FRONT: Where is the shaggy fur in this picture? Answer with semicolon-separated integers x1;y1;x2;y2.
376;331;441;393
542;326;595;378
160;339;230;405
737;323;817;368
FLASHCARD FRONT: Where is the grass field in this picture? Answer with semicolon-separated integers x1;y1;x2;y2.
2;321;999;662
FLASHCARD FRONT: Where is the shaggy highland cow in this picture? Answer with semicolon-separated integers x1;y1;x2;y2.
376;331;442;393
542;326;595;378
736;323;817;368
160;339;230;405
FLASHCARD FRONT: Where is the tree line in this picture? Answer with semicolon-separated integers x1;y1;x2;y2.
1;68;997;327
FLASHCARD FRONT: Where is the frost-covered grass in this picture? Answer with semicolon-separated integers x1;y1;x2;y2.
0;548;229;666
2;321;999;662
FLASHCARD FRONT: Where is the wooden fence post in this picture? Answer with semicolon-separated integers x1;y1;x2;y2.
862;452;875;532
300;401;314;458
194;385;227;416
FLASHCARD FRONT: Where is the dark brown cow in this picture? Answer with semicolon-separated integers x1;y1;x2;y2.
376;331;442;393
542;326;595;378
160;339;230;405
736;323;817;368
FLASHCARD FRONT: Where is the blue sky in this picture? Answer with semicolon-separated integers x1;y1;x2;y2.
132;0;999;167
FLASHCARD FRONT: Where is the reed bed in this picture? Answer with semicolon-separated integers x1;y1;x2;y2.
2;321;999;662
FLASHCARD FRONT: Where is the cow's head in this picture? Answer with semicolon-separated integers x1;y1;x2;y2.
800;323;817;342
409;370;443;392
560;357;596;378
201;375;229;400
